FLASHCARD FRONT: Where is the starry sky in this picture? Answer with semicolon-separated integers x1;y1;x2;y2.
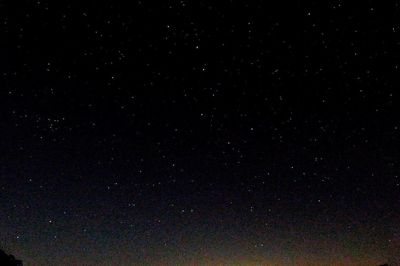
1;1;400;265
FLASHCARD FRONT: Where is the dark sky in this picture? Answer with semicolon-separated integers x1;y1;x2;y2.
1;1;400;265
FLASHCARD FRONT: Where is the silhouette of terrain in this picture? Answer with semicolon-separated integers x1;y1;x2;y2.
0;249;23;266
0;248;396;266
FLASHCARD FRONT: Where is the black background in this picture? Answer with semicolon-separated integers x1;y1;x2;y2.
1;1;399;265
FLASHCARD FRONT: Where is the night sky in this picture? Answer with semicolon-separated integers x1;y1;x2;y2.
1;1;400;265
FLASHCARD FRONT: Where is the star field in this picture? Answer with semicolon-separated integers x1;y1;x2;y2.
1;1;400;265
